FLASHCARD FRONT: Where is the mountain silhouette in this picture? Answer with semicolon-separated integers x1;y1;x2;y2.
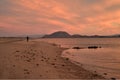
42;31;120;38
42;31;71;38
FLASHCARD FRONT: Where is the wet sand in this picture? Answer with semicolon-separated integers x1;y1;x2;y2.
0;38;105;79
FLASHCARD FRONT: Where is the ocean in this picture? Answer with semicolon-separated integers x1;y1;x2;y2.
38;38;120;79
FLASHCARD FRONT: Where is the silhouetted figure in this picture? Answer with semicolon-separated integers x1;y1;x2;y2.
27;36;29;42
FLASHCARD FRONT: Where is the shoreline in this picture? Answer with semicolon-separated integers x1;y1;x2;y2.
0;39;105;79
58;48;105;79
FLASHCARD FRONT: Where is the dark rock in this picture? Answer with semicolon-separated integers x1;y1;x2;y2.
88;46;99;49
111;78;116;80
73;47;81;49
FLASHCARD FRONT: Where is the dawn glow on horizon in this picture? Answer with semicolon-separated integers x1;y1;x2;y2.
0;0;120;36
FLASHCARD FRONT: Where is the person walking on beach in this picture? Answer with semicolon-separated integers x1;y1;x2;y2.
27;36;29;42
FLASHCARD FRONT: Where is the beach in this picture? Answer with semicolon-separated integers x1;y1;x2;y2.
0;38;104;79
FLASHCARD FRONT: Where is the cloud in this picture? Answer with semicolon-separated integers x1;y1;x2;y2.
106;3;120;11
0;0;120;36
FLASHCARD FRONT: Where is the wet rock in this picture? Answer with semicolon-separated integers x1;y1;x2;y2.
111;78;116;80
88;46;100;49
72;47;81;49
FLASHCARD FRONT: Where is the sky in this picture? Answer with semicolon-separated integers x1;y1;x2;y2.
0;0;120;36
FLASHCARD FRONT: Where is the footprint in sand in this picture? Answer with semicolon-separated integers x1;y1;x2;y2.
51;63;55;65
32;58;35;60
40;75;42;77
24;69;28;71
46;71;49;73
16;50;20;52
36;64;39;66
13;65;16;67
26;72;30;74
93;73;98;77
62;64;65;67
66;58;69;61
26;59;31;62
103;73;107;75
41;56;44;58
41;59;44;61
24;69;30;75
54;66;57;68
15;55;20;57
30;49;33;51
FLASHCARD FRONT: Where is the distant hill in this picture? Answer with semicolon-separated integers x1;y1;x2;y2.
42;31;120;38
42;31;71;38
71;34;87;38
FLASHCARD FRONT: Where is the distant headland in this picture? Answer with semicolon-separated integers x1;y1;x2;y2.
42;31;120;38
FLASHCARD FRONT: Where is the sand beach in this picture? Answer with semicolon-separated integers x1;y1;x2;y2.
0;38;104;79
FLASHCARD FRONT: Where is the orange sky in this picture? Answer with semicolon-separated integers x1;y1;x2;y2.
0;0;120;36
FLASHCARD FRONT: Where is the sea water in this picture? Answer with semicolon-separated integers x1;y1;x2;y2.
38;38;120;79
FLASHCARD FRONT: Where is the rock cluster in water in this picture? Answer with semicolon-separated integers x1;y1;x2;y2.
72;46;102;49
